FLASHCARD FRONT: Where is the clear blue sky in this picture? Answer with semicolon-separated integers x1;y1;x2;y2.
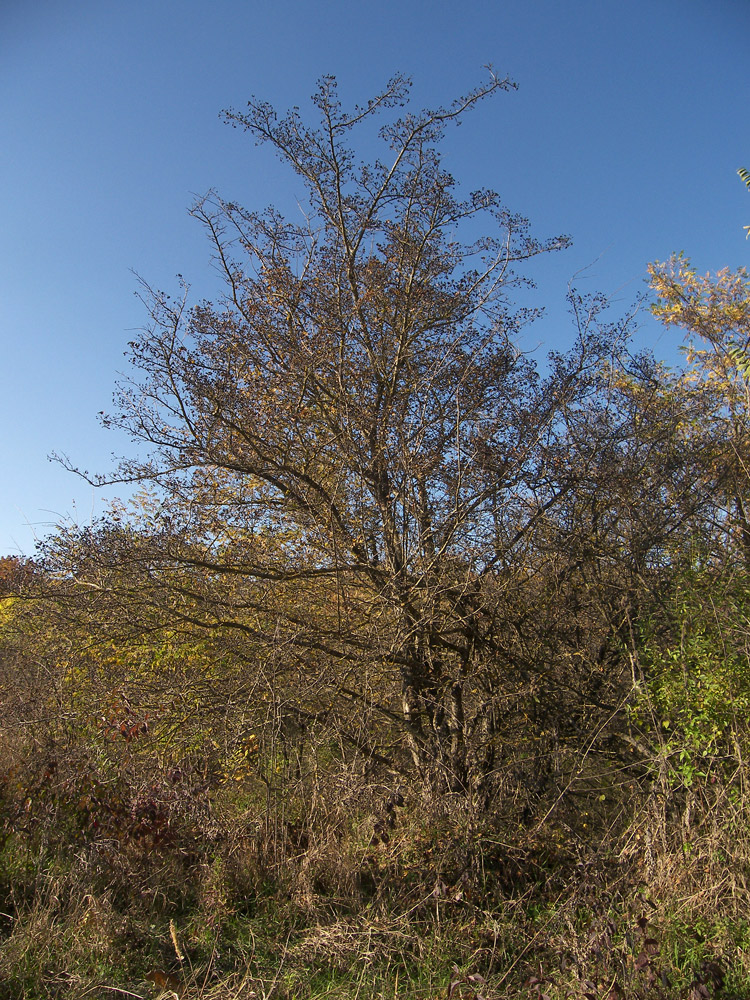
1;0;748;556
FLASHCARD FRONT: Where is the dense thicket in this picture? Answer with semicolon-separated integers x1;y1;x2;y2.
2;77;750;999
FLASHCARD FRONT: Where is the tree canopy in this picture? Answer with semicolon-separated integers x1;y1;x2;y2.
44;75;728;805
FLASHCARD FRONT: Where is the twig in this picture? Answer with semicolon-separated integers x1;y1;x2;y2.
96;988;145;999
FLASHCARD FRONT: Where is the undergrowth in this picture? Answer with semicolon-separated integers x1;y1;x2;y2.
4;561;750;998
2;774;750;1000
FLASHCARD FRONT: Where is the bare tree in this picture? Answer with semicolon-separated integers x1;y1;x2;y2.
54;73;636;802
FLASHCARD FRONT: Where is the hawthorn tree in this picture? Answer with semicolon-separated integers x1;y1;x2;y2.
53;73;649;803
